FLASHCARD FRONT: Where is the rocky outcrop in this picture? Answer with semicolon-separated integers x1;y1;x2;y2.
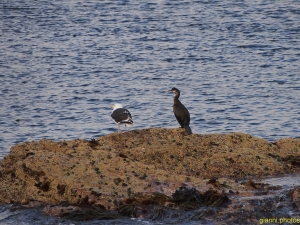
0;128;299;222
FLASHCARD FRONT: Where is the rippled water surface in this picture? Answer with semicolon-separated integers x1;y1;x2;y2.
1;0;300;223
1;0;300;159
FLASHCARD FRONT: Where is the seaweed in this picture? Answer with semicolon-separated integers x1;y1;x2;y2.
59;206;120;221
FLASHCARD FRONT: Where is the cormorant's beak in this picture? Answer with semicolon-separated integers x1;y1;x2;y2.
168;90;173;92
110;105;114;109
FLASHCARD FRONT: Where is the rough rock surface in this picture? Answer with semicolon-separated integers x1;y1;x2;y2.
0;128;300;222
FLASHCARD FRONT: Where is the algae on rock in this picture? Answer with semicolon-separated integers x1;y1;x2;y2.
0;128;299;209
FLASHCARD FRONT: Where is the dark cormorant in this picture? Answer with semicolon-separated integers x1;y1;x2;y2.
110;103;133;132
169;87;192;135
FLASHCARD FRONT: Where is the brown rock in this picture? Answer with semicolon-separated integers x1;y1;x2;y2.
288;187;300;209
0;128;299;209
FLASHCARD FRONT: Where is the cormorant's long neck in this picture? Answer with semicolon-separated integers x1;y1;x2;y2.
173;92;180;103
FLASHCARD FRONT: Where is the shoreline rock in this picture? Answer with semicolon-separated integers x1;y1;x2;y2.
0;128;300;222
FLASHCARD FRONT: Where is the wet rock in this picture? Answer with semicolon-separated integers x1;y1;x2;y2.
189;208;217;221
202;190;229;207
282;155;300;167
172;187;203;209
122;192;171;206
117;204;137;217
207;177;228;188
171;187;229;209
150;206;167;220
242;180;269;189
0;128;300;223
56;205;120;221
43;205;81;217
288;187;300;209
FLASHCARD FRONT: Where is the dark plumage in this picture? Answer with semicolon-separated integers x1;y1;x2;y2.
169;87;192;135
110;103;133;132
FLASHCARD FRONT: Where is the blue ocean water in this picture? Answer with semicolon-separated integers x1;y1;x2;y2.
0;0;300;223
1;1;300;159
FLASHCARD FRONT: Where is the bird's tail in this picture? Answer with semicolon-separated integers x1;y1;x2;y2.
184;125;192;135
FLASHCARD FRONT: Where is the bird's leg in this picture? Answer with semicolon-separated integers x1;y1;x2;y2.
118;124;120;133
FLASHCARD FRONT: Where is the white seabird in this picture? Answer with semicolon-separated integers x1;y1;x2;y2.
110;103;133;132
